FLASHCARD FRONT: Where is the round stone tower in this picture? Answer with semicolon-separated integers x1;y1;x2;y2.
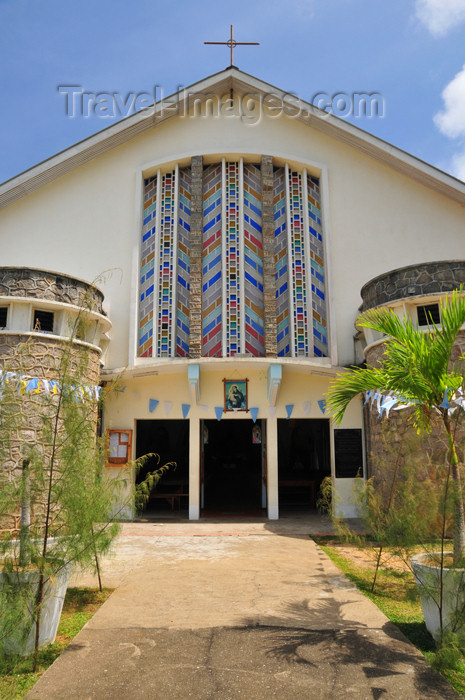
0;267;111;534
360;261;465;481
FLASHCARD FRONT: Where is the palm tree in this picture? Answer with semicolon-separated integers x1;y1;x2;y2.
327;289;465;565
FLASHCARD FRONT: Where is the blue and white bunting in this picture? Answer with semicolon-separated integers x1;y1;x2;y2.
364;388;465;418
0;370;100;403
250;407;259;423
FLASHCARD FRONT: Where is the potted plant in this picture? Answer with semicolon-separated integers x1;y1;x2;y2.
326;288;465;641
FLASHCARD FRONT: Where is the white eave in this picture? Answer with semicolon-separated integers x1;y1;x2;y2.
1;66;465;209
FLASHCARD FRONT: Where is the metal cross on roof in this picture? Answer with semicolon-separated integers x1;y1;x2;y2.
204;24;259;67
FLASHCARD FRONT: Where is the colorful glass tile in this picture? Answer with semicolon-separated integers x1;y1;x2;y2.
225;161;241;356
243;164;264;356
274;168;290;357
176;167;191;357
202;164;223;357
307;176;327;357
288;170;309;357
139;176;157;357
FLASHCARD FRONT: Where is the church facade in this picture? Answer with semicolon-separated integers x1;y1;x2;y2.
1;67;465;520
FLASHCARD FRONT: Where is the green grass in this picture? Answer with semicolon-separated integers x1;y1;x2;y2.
0;587;113;700
314;538;465;698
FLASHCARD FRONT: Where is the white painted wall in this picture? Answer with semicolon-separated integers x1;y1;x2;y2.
1;97;465;369
1;80;464;517
103;366;362;519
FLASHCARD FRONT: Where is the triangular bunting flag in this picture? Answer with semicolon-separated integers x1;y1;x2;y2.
26;377;40;393
164;401;173;416
182;403;191;419
285;404;294;419
250;407;259;423
381;397;397;419
364;390;374;405
149;398;159;413
302;401;311;417
214;406;223;421
268;406;277;418
198;404;208;411
318;399;326;414
439;388;451;409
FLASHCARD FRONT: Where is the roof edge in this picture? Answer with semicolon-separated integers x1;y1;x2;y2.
1;66;465;209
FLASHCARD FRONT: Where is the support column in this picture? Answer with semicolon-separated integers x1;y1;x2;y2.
266;415;279;519
189;156;203;358
189;417;200;520
261;155;277;357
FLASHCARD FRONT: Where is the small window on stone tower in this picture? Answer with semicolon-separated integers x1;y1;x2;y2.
33;309;54;333
417;303;440;327
0;307;7;329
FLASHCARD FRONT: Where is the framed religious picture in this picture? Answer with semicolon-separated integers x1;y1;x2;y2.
224;379;248;412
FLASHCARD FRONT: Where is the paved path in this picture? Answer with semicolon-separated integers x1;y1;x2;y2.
28;518;461;699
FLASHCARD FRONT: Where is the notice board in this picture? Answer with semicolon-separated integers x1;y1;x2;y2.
334;429;363;478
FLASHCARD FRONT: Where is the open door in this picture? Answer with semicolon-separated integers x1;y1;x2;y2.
200;420;206;510
261;419;267;509
202;419;264;514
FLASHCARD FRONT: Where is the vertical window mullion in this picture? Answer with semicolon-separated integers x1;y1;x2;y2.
285;164;296;358
302;169;313;358
153;170;162;357
171;165;179;358
238;158;246;354
221;158;227;356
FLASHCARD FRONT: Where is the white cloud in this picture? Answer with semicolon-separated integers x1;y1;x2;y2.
434;64;465;181
434;64;465;139
415;0;465;37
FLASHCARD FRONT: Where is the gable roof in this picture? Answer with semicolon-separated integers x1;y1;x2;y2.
1;66;465;209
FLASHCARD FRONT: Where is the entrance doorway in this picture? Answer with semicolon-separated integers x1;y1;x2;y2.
201;420;265;514
278;419;330;511
135;420;189;513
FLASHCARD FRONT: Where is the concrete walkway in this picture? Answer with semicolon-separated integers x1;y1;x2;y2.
28;516;461;699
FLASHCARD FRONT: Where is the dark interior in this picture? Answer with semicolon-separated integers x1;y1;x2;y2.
203;419;264;513
136;420;189;512
278;419;330;509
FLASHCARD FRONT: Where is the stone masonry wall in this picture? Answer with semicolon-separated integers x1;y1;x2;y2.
361;261;465;312
0;268;104;314
0;268;103;536
189;156;203;358
0;333;100;382
364;332;465;484
0;334;100;535
0;335;101;535
261;155;278;357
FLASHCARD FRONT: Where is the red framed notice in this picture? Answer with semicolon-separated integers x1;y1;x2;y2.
107;429;132;465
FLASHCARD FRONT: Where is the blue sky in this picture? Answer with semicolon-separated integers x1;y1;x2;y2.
1;0;465;184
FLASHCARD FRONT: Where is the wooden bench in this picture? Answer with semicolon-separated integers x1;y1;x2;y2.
149;491;188;510
279;480;317;508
